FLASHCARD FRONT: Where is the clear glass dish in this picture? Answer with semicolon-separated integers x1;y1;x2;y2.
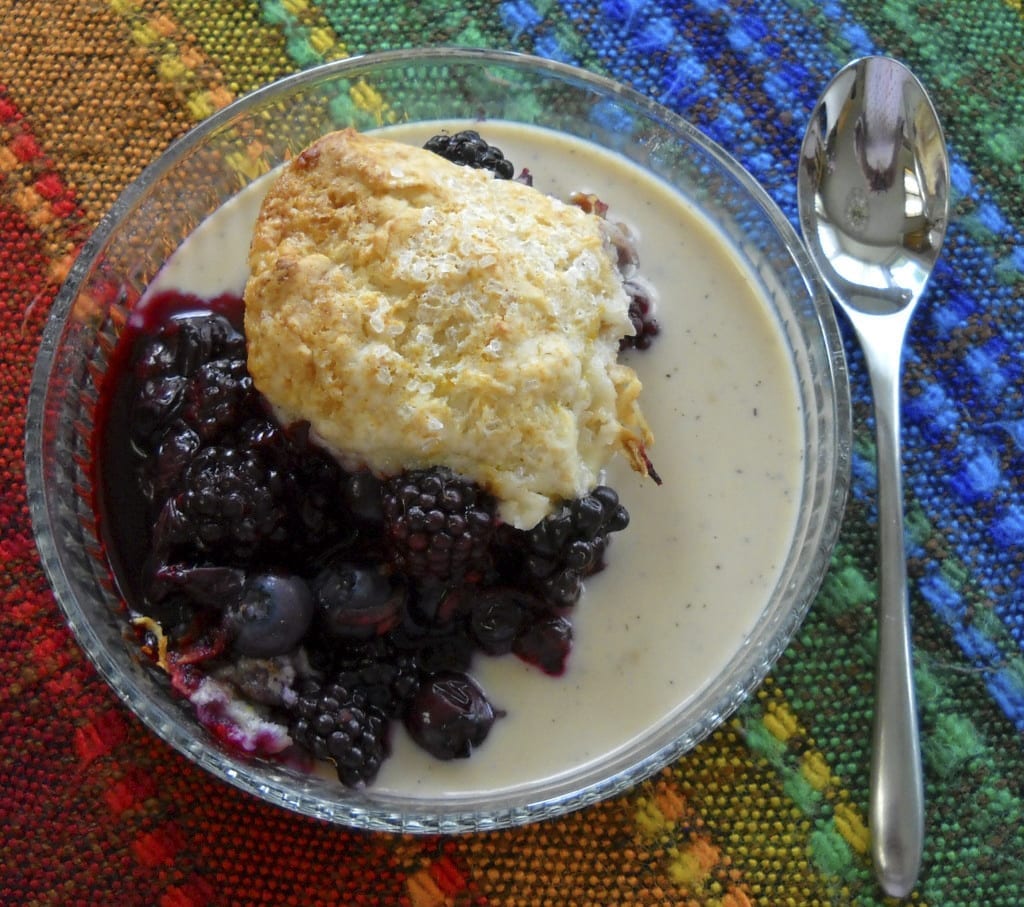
25;47;851;832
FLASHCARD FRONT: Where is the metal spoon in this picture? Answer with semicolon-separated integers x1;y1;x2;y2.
797;56;949;897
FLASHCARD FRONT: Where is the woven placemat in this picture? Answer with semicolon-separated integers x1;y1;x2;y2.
2;1;1022;904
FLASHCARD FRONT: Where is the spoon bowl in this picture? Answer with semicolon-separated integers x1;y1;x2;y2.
800;56;949;318
798;56;950;898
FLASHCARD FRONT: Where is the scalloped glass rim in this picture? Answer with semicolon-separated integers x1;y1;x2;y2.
25;47;851;832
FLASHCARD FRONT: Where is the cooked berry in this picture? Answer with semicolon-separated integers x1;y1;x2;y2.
469;587;540;656
341;470;385;524
133;335;177;380
130;374;188;447
407;582;466;626
223;572;315;657
171;312;246;376
389;594;476;674
149;563;246;609
593;484;630;529
620;280;660;351
128;312;249;449
513;614;573;676
382;466;497;584
423;130;515;179
180;356;255;441
173;445;287;560
312;564;407;640
289;678;389;786
240;419;355;556
403;671;499;760
330;639;423;718
236;415;288;457
101;268;648;783
414;633;476;676
291;454;351;544
499;486;630;607
142;420;201;504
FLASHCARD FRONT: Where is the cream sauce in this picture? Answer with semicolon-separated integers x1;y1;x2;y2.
151;121;803;797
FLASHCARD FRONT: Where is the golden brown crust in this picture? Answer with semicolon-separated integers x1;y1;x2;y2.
244;128;651;528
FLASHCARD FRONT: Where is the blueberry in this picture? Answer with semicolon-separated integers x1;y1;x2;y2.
225;572;314;657
469;587;539;655
403;672;501;760
313;564;407;639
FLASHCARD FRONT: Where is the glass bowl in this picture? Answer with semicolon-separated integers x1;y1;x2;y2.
25;48;851;832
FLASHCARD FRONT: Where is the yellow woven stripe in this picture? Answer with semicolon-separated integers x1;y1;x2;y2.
166;1;396;128
108;0;236;121
166;0;297;94
760;692;872;856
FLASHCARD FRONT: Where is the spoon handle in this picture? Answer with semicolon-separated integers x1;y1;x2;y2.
859;324;925;898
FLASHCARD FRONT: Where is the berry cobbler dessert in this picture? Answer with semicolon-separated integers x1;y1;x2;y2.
95;128;661;787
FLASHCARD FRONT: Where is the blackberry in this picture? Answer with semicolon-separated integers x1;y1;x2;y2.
140;420;201;505
179;356;256;442
330;638;423;718
133;335;178;381
130;373;188;448
170;312;247;376
129;312;247;448
423;130;515;179
239;418;356;560
381;466;498;585
620;280;660;351
288;678;389;787
499;486;630;607
283;442;351;546
171;445;287;560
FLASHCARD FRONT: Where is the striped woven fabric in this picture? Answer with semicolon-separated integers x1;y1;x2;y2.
2;1;1022;904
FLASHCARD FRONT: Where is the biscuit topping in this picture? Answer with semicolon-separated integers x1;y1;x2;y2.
244;128;651;529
